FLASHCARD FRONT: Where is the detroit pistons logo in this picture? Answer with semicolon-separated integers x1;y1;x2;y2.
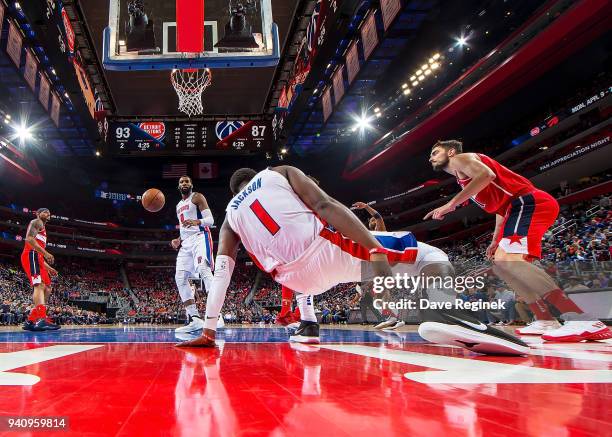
139;122;166;140
215;121;245;141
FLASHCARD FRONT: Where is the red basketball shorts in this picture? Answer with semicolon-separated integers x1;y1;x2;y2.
497;190;559;260
20;250;51;286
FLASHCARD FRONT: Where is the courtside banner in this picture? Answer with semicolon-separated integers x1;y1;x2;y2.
361;12;378;60
39;73;51;110
539;135;610;172
322;87;333;122
50;92;61;127
7;21;23;67
24;49;38;92
345;41;360;85
381;0;401;30
332;65;345;106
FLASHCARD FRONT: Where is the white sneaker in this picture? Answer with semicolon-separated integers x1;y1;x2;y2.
515;320;561;335
383;320;406;331
287;321;300;330
175;315;204;333
542;320;612;342
374;316;398;330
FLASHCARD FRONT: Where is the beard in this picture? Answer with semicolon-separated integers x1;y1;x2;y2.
432;156;449;172
179;186;192;195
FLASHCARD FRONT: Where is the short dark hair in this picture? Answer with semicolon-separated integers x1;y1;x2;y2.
433;140;463;154
230;168;257;194
178;175;192;182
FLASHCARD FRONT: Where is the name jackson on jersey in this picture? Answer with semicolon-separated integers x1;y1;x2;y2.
229;177;262;210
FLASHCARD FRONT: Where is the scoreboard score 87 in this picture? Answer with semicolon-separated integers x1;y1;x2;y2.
107;120;272;154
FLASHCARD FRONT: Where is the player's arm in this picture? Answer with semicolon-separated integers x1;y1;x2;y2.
352;201;387;231
183;192;214;228
44;261;58;277
486;214;505;259
424;154;495;220
277;166;385;251
25;219;54;264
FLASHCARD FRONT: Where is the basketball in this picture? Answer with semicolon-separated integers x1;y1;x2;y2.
142;188;165;212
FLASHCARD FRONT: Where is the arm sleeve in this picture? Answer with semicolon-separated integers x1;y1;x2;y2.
200;208;214;226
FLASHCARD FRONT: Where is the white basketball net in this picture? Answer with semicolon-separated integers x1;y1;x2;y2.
170;68;213;117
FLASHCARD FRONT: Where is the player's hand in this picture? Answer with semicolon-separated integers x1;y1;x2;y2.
352;202;368;210
170;238;181;250
182;219;201;228
47;266;58;277
486;241;499;260
423;201;456;221
44;252;55;265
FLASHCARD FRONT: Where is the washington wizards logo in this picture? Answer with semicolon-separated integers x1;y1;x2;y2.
215;121;245;141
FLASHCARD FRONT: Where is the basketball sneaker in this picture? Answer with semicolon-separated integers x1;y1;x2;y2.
22;319;44;332
382;320;406;331
541;321;612;342
175;331;216;348
289;321;320;344
515;319;561;335
418;309;530;355
374;316;400;330
175;315;204;333
41;317;61;331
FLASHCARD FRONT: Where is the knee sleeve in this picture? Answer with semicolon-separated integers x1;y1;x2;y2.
175;270;195;302
197;263;214;292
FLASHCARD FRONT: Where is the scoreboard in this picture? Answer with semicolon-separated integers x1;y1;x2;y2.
107;120;272;155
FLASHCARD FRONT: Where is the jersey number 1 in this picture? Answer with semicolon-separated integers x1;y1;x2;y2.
249;200;280;236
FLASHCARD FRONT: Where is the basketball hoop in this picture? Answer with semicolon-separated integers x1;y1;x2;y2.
170;68;212;117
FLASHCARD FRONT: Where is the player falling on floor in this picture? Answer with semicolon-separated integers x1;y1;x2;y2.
426;140;612;342
171;176;215;334
21;208;60;331
177;166;530;355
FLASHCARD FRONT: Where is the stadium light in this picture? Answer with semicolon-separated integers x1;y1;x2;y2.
95;150;101;157
420;64;428;71
403;88;411;95
455;35;468;47
416;69;422;75
411;80;419;87
280;148;288;154
373;107;380;113
5;114;11;120
424;69;432;76
418;74;425;81
352;114;372;132
401;83;408;89
433;53;441;60
431;62;440;70
15;124;32;140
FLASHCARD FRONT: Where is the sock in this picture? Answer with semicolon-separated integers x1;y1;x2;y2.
185;304;200;318
543;289;583;314
293;307;301;319
543;288;594;321
28;304;46;321
296;293;316;322
280;286;293;316
528;299;555;320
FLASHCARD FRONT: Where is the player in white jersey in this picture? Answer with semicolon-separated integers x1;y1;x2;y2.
171;176;215;333
177;167;530;355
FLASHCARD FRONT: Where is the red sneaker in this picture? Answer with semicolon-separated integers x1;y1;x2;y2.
175;332;216;348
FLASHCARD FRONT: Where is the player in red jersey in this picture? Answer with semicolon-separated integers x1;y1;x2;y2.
426;140;612;342
20;208;60;331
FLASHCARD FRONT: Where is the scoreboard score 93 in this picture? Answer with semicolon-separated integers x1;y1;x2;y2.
107;120;272;154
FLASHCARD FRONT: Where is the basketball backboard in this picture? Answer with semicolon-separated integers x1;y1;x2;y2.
103;0;279;71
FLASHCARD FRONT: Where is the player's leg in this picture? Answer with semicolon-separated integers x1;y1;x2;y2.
277;285;296;326
40;282;60;330
289;293;320;344
382;241;530;354
174;244;204;333
492;194;611;340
